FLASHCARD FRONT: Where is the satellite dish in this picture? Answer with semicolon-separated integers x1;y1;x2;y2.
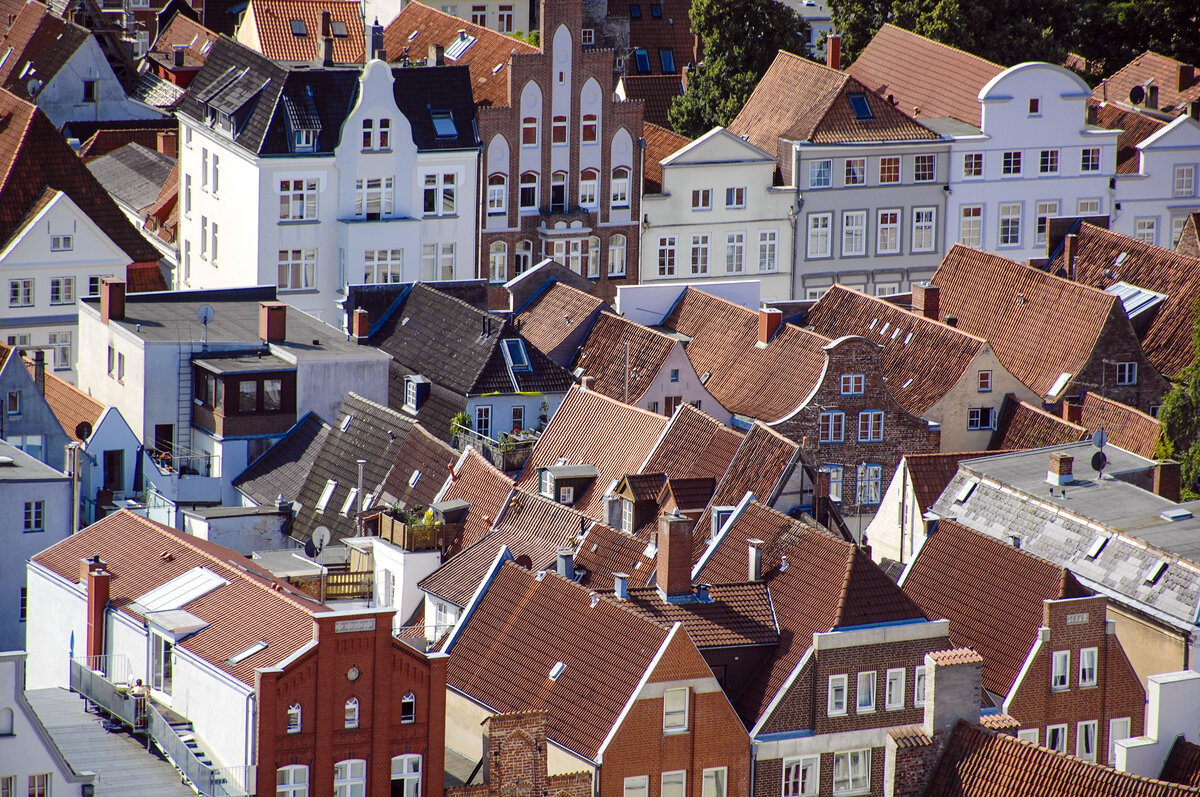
1091;450;1107;475
312;526;331;554
303;538;317;558
197;304;216;325
1092;429;1107;449
1129;85;1146;105
74;421;93;440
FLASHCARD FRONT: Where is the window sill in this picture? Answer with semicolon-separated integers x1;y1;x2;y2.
1079;683;1098;690
277;287;319;294
1051;686;1069;693
362;148;393;154
828;711;847;718
23;528;45;533
423;214;460;220
856;707;876;714
278;219;320;226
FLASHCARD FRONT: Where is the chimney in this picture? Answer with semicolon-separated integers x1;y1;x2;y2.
826;33;840;70
1047;452;1074;486
259;301;287;343
368;18;384;60
556;547;574;580
318;11;335;66
80;555;110;660
1179;63;1194;92
34;350;45;395
1189;101;1200;122
172;44;185;67
695;583;710;602
921;648;983;738
428;43;444;66
1063;233;1077;277
748;538;764;582
580;376;594;391
656;510;694;601
911;283;939;320
156;130;178;158
758;307;782;344
813;468;831;527
351;307;370;342
1146;83;1159;110
100;278;125;324
613;572;629;600
943;315;957;328
1154;460;1181;503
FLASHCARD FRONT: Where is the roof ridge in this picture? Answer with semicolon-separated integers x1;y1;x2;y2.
821;284;991;345
1082;391;1161;423
1077;220;1200;266
831;542;859;627
948;243;1121;305
670;396;743;435
878;23;1003;71
1012;398;1087;433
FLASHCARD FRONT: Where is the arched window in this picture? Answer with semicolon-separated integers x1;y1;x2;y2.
519;173;538;210
515;240;534;274
276;764;309;797
344;697;359;729
581;113;598;144
334;759;366;797
401;692;417;724
551;171;568;213
521;116;537;146
611;168;630;209
587;236;601;278
287;703;302;734
608;234;627;276
392;754;422;797
579;169;599;209
489;242;508;283
487;174;507;214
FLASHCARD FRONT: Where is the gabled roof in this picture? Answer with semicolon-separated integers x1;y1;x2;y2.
1162;737;1200;788
1177;213;1200;259
445;562;675;761
902;451;1000;514
662;476;715;511
149;11;218;70
380;1;537;108
438;448;515;556
618;75;682;129
627;0;697;76
901;518;1088;697
22;359;104;441
989;395;1088;451
234;412;330;506
87;143;176;213
1090;101;1167;174
729;49;939;154
0;1;89;100
642;403;743;483
1096;51;1200;117
0;89;161;263
575;311;679;405
241;0;364;62
925;721;1200;797
806;285;988;415
642;121;691;193
662;288;830;421
1046;222;1200;377
78;128;171;162
513;280;609;364
378;422;457;510
932;245;1123;398
616;582;777;648
31;511;322;685
515;386;669;519
1078;392;1162;460
572;522;656;590
845;23;1004;126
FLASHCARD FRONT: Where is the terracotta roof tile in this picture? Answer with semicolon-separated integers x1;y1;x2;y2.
846;24;1004;126
616;582;778;648
150;12;218;70
242;0;364;62
445;562;673;760
79;129;172;162
642;121;690;192
989;395;1088;451
663;288;829;421
620;75;682;128
928;647;984;666
381;1;537;108
901;519;1088;696
648;403;743;479
576;312;678;404
22;358;104;440
978;713;1021;730
435;448;514;556
1078;392;1161;459
729;49;938;155
806;285;988;415
926;721;1200;797
891;725;934;747
904;451;1000;513
1161;737;1200;788
932;245;1122;398
0;2;89;98
514;281;609;364
1047;222;1200;377
627;0;697;76
1090;101;1167;174
573;522;656;590
662;477;715;511
1096;51;1200;117
31;511;321;686
623;472;666;501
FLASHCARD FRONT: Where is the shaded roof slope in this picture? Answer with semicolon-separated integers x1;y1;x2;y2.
903;451;1000;513
620;75;682;129
87;143;176;213
1078;392;1162;459
233;412;330;506
643;121;690;193
377;421;457;510
0;1;89;99
575;312;678;405
513;280;609;362
642;403;743;483
618;582;777;648
1097;51;1200;117
1091;101;1167;174
988;395;1088;451
1162;737;1200;789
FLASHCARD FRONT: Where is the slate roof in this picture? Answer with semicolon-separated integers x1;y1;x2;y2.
233;412;330;506
0;89;161;263
845;23;1004;126
903;451;1000;514
662;288;830;421
1096;51;1200;118
242;0;364;62
437;448;515;556
729;49;940;156
932;245;1123;399
0;2;89;100
806;285;988;416
31;511;322;686
1090;101;1167;174
620;75;682;129
87;143;176;213
381;1;537;108
988;395;1088;451
900;518;1088;697
22;359;104;441
1078;392;1162;460
1162;737;1200;788
574;311;678;404
925;721;1200;797
513;280;609;366
1046;222;1200;378
445;562;674;761
642;121;690;193
616;582;777;648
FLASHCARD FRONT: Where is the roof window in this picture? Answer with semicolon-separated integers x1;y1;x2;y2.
330;20;348;37
634;48;650;73
1144;558;1168;585
502;338;531;372
445;30;476;60
408;29;419;41
1085;536;1108;559
316;479;337;512
659;48;675;73
340;414;352;431
227;641;268;664
650;3;662;17
289;19;306;36
431;110;457;137
135;567;229;612
549;661;566;680
629;4;641;18
848;93;873;119
409;469;421;487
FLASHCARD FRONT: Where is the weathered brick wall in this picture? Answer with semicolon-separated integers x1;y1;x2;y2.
450;711;593;797
1072;307;1170;414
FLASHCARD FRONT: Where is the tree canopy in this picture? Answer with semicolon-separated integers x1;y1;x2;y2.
1154;300;1200;501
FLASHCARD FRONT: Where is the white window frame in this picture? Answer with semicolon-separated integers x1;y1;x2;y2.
963;153;983;178
344;697;359;729
392;754;421;797
998;203;1021;247
1035;200;1060;246
1081;147;1100;172
1077;720;1097;762
879;156;900;184
287;702;302;733
661;771;686;797
1115;361;1137;386
828;673;847;716
912;207;936;253
49;276;74;305
782;756;818;797
1017;728;1039;744
663;687;688;732
276;764;309;797
691;188;713;210
1078;198;1101;215
1079;647;1098;687
690;234;710;275
279;178;318;221
1051;650;1069;690
1109;717;1131;765
856;671;876;713
624;776;649;797
278;249;316;291
856;464;883;505
334;759;366;797
1134;217;1157;245
1174;164;1195;198
657;236;676;276
726;186;746;208
611;167;631;208
876;209;900;254
841;373;865;395
960;205;982;247
845;157;865;186
978;370;992;392
832;749;870;796
808;159;832;189
1047;724;1067;753
401;692;417;723
914;153;935;183
885;668;905;710
1002;150;1022;176
807;213;832;259
914;665;926;706
702;767;727;797
842;210;866;256
1039;149;1059;174
608;235;627;276
758;230;778;272
725;232;745;274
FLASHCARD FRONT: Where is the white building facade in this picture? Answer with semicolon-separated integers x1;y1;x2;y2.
1110;114;1200;248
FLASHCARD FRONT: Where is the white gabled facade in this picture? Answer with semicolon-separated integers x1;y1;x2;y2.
28;36;161;128
1110;114;1200;248
640;128;797;301
943;62;1120;262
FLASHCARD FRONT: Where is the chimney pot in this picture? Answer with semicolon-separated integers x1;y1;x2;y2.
259;301;287;343
1154;460;1182;503
613;572;629;599
695;583;711;602
758;307;782;345
100;278;126;324
556;547;574;580
351;307;370;342
826;33;840;70
1047;452;1074;486
657;511;694;600
34;350;45;395
911;282;939;320
748;538;764;582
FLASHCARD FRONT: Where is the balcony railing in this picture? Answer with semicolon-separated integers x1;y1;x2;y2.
148;441;219;478
146;703;254;797
451;425;537;472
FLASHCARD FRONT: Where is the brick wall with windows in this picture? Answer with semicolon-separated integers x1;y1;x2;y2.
1067;306;1171;415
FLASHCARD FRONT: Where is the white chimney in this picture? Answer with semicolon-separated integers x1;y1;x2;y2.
748;539;764;582
613;573;629;600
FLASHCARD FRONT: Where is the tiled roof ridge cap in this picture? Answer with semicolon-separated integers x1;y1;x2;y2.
741;497;812;531
602;310;682;346
820;284;990;345
876;23;1004;72
1082;391;1162;424
948;242;1120;307
533;565;674;633
749;420;803;449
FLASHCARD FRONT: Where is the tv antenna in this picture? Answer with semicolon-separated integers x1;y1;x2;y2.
197;304;215;350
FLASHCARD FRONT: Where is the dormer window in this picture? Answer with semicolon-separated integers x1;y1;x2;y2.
540;469;554;498
431;110;457;138
293;129;316;152
538;465;597;505
403;375;431;412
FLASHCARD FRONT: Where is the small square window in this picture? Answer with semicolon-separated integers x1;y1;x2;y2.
670;368;679;382
1116;362;1137;385
1028;97;1040;114
840;374;864;395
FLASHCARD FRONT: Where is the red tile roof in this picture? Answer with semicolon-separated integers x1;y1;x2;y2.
445;562;674;760
846;24;1004;126
1047;222;1200;378
31;511;321;685
932;245;1122;398
729;49;939;156
241;0;364;62
989;396;1088;451
0;2;89;100
1161;737;1200;788
1078;392;1162;459
150;12;219;70
617;582;778;648
439;448;515;556
576;312;680;405
627;0;697;76
143;160;179;245
663;288;829;421
79;129;172;163
378;421;459;511
620;75;682;129
1096;51;1200;117
573;521;656;590
23;358;104;440
662;476;715;511
1090;101;1167;174
642;121;690;193
381;2;537;108
126;261;168;292
901;518;1088;696
903;451;1000;513
926;721;1200;797
515;281;609;362
806;285;989;415
643;403;744;483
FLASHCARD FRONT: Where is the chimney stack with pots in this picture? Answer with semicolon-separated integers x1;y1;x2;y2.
922;648;984;738
352;308;370;343
759;307;782;345
100;278;125;324
912;283;939;320
1179;64;1194;92
656;510;694;601
1047;452;1074;486
259;301;287;343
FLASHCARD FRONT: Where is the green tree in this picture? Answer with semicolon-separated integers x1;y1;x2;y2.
1154;300;1200;501
668;0;811;137
1071;0;1200;77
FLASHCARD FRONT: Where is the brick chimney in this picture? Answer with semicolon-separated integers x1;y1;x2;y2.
156;130;178;158
33;350;45;395
1061;400;1082;425
351;307;370;342
172;44;185;67
80;555;110;660
1154;460;1181;503
759;307;782;344
911;283;939;320
826;33;840;70
1179;63;1194;92
428;43;444;66
813;467;831;528
100;278;125;324
259;301;287;343
656;511;694;601
1047;452;1074;486
318;11;336;66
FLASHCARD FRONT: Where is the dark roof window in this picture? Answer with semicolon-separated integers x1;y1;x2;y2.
330;20;348;37
502;338;531;372
650;4;662;17
629;4;641;18
431;110;457;137
289;19;306;36
634;48;650;74
659;48;675;73
848;93;873;119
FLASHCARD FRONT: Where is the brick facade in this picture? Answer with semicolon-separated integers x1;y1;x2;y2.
449;711;593;797
478;0;644;303
1068;306;1171;415
255;609;446;797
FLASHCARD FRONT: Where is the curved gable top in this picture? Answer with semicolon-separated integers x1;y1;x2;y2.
979;61;1093;101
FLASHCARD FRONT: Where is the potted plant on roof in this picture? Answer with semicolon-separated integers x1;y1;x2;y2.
450;411;471;447
537;398;549;431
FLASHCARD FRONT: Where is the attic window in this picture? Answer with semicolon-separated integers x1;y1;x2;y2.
340;487;359;516
848;93;873;120
340;414;352;431
445;32;476;60
431;110;457;137
1085;536;1108;559
502;338;531;372
408;469;421;487
408;29;419;41
200;40;212;54
634;48;651;74
316;479;337;512
953;480;976;504
549;661;566;680
1144;558;1168;585
290;19;306;36
880;322;890;335
330;20;348;37
650;3;661;16
227;641;268;664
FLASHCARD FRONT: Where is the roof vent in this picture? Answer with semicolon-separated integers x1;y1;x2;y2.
0;456;14;466
1160;508;1193;522
548;661;565;680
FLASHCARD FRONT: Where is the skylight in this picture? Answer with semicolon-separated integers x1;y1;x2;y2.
492;63;503;74
136;567;229;612
901;378;914;389
227;641;268;665
340;487;359;516
1046;372;1073;400
316;479;337;512
502;338;532;372
290;19;306;36
340;414;352;431
408;29;419;41
1085;536;1108;559
1144;559;1169;585
431;110;457;137
330;20;349;37
445;32;477;60
408;469;421;487
848;93;873;120
953;480;976;504
634;48;650;73
549;661;566;680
